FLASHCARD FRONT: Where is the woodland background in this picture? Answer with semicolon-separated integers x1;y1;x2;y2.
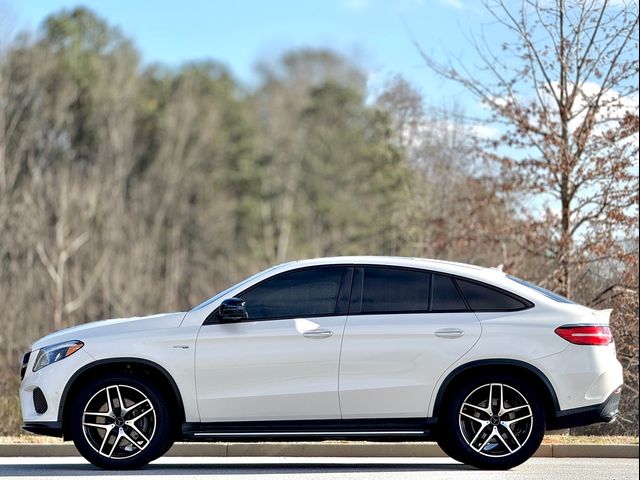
0;1;637;436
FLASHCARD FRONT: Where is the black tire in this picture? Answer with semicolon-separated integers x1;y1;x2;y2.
69;374;172;469
437;374;545;470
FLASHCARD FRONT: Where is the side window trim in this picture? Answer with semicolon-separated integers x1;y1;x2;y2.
204;265;353;325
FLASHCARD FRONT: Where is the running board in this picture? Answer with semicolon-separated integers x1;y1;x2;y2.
181;418;436;442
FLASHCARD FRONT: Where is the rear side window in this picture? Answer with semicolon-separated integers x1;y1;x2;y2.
241;267;344;319
431;274;467;311
358;267;430;314
456;279;528;311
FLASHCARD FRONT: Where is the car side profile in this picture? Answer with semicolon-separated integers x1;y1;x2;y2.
20;256;623;470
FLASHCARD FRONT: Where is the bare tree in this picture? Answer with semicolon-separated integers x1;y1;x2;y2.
419;0;639;298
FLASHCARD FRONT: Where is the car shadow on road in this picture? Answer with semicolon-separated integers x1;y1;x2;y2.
0;461;476;476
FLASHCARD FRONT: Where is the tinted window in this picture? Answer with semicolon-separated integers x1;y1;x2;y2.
360;267;429;314
241;267;343;319
431;274;467;311
457;279;527;311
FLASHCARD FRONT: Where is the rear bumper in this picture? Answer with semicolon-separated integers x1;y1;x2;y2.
549;385;622;430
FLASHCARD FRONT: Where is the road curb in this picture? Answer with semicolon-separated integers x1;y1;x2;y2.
0;442;637;458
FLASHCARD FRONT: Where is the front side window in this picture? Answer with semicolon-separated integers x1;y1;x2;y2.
241;267;344;319
358;267;430;314
456;279;528;311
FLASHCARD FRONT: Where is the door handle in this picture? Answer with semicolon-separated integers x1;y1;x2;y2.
435;328;465;338
303;329;334;339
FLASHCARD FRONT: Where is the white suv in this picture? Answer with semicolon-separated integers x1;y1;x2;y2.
20;256;623;470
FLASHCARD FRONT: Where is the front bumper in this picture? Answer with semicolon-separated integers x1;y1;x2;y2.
549;385;622;430
20;348;95;424
22;421;63;437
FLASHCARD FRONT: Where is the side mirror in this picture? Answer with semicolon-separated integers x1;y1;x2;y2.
218;298;248;322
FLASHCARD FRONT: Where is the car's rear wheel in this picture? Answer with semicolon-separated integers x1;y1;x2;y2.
70;374;172;469
438;374;545;469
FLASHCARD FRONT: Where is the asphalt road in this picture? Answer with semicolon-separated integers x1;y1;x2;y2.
0;457;637;480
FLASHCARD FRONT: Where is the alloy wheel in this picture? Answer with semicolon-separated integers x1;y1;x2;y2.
458;383;533;457
82;384;156;460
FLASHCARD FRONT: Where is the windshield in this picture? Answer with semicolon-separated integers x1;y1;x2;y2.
507;275;575;304
190;264;283;311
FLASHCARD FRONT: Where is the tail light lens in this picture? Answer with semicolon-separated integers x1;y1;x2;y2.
555;325;613;346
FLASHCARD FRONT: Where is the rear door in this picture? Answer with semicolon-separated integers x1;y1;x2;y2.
338;267;482;418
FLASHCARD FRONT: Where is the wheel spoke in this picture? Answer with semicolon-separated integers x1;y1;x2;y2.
84;411;112;418
462;402;491;417
496;429;514;453
123;398;151;415
83;422;112;429
121;428;144;451
461;411;487;424
128;424;150;445
469;422;491;450
103;389;113;416
503;413;532;427
127;404;155;423
107;430;122;458
99;427;115;455
477;427;496;452
501;424;522;448
502;404;530;415
488;384;494;414
106;386;122;415
115;386;125;414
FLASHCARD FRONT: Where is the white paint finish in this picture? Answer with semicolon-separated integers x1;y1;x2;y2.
428;304;622;414
339;312;481;418
20;256;624;437
194;316;347;422
22;312;202;423
536;343;623;408
20;349;96;423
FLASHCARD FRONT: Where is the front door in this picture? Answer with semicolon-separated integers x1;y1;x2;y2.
195;266;352;422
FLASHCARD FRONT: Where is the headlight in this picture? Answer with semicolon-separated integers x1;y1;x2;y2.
32;340;84;372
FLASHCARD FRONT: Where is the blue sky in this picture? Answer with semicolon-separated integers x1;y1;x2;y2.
2;0;497;107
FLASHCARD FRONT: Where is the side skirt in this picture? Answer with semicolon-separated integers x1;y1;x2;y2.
181;418;437;442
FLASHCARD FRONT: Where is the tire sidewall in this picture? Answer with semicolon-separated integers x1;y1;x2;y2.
439;373;545;469
70;374;171;470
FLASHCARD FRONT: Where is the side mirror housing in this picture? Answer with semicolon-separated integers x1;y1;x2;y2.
217;298;248;322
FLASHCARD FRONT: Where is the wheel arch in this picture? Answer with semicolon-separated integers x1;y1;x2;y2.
59;357;185;439
432;359;560;425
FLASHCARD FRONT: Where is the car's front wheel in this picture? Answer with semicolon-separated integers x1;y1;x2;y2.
438;374;545;469
70;374;172;469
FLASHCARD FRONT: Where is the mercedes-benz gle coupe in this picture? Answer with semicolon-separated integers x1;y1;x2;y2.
20;256;623;469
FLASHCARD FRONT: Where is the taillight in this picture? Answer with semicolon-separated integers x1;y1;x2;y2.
555;325;613;346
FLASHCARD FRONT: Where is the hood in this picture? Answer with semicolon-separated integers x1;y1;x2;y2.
31;311;187;351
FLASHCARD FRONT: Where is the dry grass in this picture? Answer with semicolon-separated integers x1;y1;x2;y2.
542;435;639;445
